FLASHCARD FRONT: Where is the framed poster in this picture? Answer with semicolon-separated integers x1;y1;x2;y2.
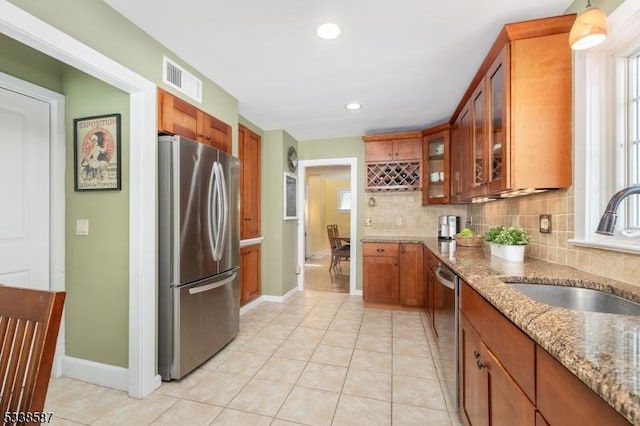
73;113;121;191
284;171;297;220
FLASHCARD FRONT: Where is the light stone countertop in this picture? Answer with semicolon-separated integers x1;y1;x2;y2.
362;236;640;424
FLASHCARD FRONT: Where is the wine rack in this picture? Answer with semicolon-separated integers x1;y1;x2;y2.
366;161;421;191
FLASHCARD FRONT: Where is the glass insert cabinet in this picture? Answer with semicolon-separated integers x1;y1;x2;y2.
422;125;451;205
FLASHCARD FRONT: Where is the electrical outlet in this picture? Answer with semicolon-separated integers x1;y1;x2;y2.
539;214;552;233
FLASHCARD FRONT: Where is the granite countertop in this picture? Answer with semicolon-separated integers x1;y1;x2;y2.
362;236;640;424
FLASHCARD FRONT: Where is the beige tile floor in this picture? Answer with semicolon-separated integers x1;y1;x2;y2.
45;290;463;425
303;255;350;293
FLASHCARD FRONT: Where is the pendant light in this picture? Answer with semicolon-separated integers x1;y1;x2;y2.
569;0;609;50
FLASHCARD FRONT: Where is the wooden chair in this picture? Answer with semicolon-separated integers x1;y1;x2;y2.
0;285;66;419
327;225;350;272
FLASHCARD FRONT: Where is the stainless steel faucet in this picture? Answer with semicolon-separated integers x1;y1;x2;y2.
596;185;640;235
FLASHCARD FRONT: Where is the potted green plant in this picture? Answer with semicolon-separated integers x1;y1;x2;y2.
483;225;531;261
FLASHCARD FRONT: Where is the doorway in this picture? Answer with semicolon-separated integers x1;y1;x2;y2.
297;158;358;295
0;3;158;397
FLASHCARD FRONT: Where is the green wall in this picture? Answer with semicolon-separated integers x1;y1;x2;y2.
0;33;62;91
63;66;130;367
298;137;365;290
261;130;299;297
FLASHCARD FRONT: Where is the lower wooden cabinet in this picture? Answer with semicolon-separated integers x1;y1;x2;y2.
536;346;630;426
460;280;631;426
240;245;261;305
460;281;536;426
363;242;423;307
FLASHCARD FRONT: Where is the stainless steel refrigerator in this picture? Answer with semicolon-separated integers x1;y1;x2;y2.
158;135;240;381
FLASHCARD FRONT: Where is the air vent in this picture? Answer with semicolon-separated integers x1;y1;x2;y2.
162;56;202;103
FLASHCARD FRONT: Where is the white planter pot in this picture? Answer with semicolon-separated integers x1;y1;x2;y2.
490;243;526;262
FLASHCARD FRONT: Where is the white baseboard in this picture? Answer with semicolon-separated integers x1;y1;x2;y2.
61;356;130;392
352;289;363;296
240;296;265;315
262;287;300;303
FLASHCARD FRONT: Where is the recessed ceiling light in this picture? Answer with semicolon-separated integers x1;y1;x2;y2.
316;23;341;40
345;103;362;110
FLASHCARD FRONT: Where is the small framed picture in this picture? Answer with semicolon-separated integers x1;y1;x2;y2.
284;171;297;220
73;113;121;191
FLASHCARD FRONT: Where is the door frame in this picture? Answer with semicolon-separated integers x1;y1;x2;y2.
297;158;359;295
0;71;65;375
0;2;159;397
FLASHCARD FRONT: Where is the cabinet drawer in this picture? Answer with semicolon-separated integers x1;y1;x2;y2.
460;281;484;331
363;242;399;257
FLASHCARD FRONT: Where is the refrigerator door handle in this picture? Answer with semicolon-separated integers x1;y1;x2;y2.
216;161;229;261
188;272;238;295
207;162;219;261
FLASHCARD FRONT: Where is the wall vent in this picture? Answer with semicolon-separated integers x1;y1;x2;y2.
162;56;202;103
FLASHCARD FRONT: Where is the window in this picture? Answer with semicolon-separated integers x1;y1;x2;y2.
629;49;640;229
572;0;640;253
338;189;351;212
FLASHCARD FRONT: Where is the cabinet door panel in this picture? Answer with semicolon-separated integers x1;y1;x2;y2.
468;79;488;198
459;313;489;426
239;125;261;239
487;45;509;193
363;256;399;304
365;140;393;161
422;129;450;205
199;111;231;153
240;245;261;305
399;244;424;306
158;89;198;140
393;137;422;160
483;342;535;426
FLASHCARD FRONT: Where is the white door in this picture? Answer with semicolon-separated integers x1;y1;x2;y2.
0;86;50;289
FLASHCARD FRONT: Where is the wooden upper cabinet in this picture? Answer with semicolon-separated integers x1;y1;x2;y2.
157;88;231;154
422;124;451;205
239;124;261;240
157;88;198;140
198;111;231;153
363;132;422;161
450;14;575;201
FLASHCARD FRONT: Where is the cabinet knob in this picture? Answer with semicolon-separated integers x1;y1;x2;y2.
400;249;406;254
206;136;212;141
476;360;485;369
198;133;204;137
473;350;480;359
377;248;385;253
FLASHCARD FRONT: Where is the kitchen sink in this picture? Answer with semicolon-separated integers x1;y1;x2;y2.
507;283;640;316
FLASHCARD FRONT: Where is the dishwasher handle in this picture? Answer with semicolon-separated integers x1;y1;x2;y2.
435;267;456;290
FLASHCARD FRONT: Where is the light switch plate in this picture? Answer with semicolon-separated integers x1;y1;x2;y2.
539;214;551;233
76;219;89;236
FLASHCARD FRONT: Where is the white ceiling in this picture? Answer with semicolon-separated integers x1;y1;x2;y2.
103;0;573;141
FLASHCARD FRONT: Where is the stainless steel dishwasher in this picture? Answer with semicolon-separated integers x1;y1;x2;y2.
434;262;459;410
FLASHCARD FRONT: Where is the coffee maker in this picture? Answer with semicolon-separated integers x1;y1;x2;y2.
438;215;461;240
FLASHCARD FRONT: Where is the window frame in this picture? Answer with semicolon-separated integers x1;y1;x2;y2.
337;188;351;213
571;0;640;254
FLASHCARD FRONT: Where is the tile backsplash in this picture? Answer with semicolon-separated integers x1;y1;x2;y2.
363;189;640;286
467;187;640;287
363;191;467;237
